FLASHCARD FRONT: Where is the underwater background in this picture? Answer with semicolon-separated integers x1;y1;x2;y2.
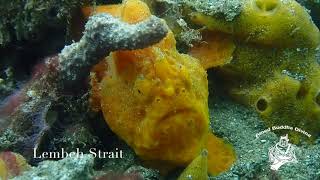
0;0;320;179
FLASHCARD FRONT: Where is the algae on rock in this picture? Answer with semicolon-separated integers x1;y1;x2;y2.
0;0;88;46
13;154;94;180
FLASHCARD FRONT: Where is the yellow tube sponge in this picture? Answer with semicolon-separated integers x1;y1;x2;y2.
188;0;320;142
191;0;320;48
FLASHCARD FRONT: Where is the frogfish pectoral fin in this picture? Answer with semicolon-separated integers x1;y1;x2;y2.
206;132;236;176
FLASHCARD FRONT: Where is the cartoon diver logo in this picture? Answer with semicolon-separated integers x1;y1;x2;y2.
268;134;297;171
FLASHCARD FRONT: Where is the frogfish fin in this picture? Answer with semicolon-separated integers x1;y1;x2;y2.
189;31;235;70
206;132;236;176
178;149;208;180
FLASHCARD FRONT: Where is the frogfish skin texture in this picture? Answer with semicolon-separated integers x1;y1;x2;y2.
89;0;235;175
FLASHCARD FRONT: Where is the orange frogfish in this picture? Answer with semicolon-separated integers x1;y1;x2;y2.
87;0;235;175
